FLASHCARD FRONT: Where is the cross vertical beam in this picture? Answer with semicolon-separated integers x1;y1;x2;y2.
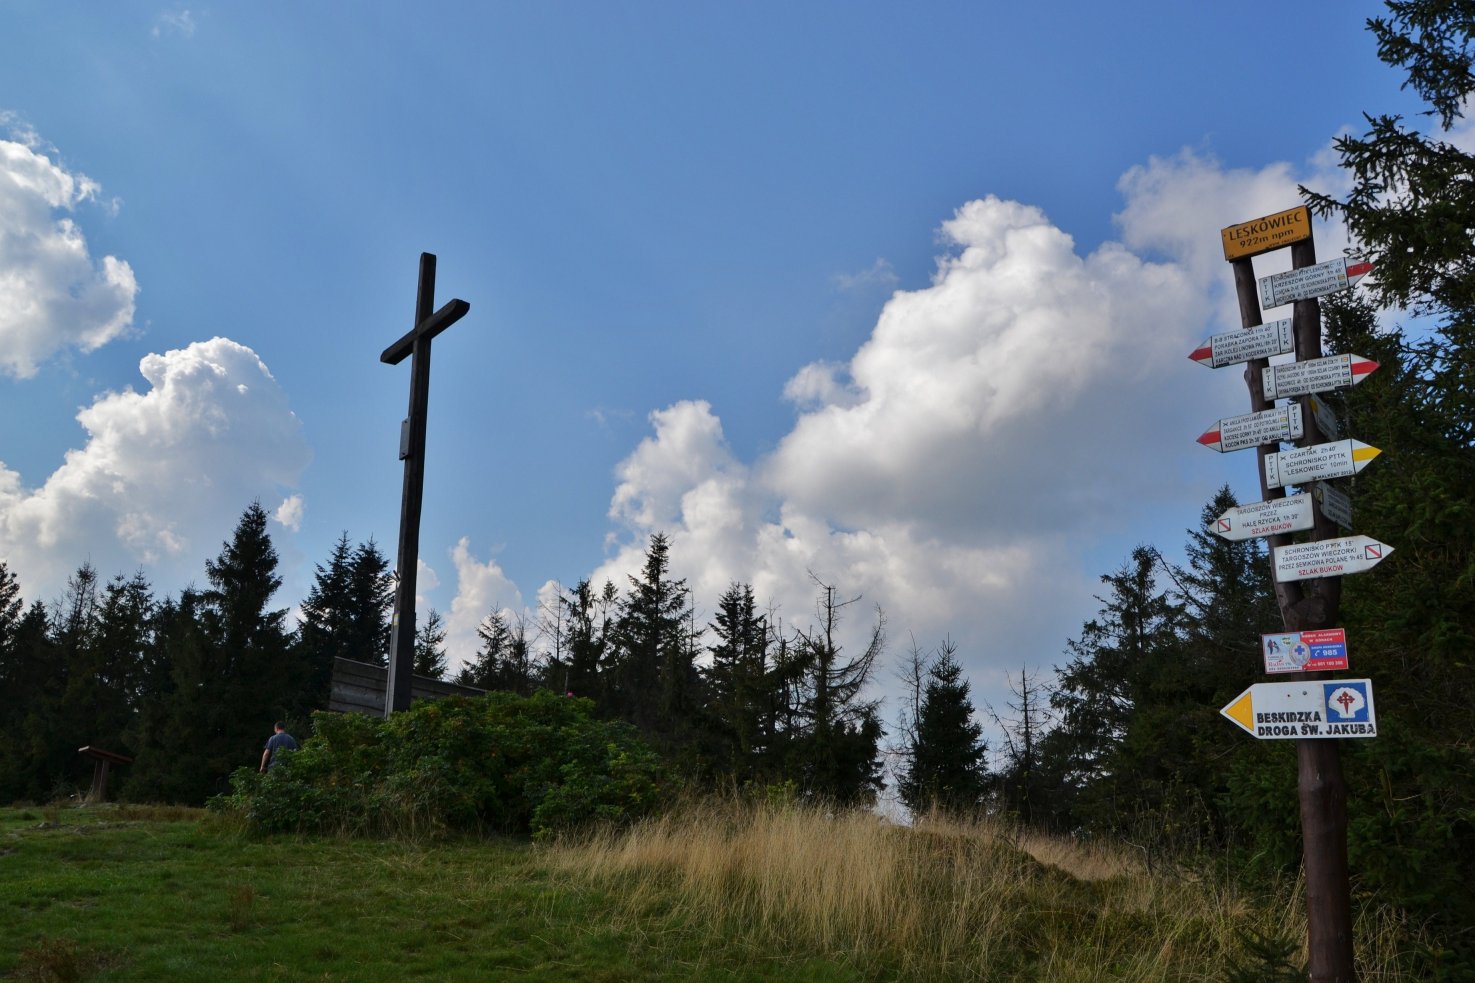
382;252;468;715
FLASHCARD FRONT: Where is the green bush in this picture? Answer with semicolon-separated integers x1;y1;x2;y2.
211;691;670;839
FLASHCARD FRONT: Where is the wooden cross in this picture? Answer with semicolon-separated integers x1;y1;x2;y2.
381;252;469;714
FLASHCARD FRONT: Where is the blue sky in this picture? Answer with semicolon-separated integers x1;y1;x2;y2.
0;1;1430;715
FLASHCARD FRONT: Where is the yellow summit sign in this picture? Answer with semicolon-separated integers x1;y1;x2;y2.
1221;205;1311;261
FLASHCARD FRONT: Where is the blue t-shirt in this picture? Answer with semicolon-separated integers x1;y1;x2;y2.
264;731;298;768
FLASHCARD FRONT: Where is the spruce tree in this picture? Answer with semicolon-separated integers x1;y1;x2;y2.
96;572;155;715
786;581;885;805
346;539;393;666
989;665;1050;827
125;589;209;803
296;533;394;707
1044;546;1185;834
898;639;988;815
202;503;288;664
413;608;448;679
0;563;26;726
60;571;154;771
562;579;616;705
1155;490;1282;847
52;562;100;674
1303;0;1475;322
295;532;352;710
459;610;511;690
122;591;185;801
0;561;21;643
504;613;537;696
608;533;700;749
148;503;297;802
0;568;46;801
0;602;59;802
705;582;771;782
458;610;536;694
45;563;104;796
1171;486;1278;690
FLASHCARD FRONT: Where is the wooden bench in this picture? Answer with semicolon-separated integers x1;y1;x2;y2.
328;656;485;716
78;746;132;804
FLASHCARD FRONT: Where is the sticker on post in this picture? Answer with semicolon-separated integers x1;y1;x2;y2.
1262;628;1348;674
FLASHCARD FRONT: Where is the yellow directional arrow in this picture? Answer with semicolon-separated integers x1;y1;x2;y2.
1221;689;1255;735
1352;444;1381;465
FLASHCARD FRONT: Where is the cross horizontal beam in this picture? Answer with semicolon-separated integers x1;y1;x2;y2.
380;298;471;365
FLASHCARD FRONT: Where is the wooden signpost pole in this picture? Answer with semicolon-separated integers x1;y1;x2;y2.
1285;236;1355;983
1223;213;1356;982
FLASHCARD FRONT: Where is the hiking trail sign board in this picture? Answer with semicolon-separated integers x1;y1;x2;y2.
1259;256;1374;308
1221;679;1377;739
1211;493;1314;542
1264;439;1380;488
1307;392;1342;439
1198;403;1304;453
1313;481;1353;529
1262;354;1379;400
1221;206;1312;261
1273;535;1393;582
1188;318;1294;368
1262;628;1349;674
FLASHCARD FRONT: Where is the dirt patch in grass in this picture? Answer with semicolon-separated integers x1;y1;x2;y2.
13;935;126;983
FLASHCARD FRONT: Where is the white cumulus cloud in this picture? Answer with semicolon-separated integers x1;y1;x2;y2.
590;146;1348;695
0;126;138;377
274;494;305;532
1113;147;1352;328
0;337;311;600
443;537;524;673
767;194;1204;543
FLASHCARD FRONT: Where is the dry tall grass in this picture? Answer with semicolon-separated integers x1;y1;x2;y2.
544;798;1421;981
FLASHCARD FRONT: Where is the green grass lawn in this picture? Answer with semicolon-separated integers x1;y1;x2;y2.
0;805;857;982
0;803;1426;982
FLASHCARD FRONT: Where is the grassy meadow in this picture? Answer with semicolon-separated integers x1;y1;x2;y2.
0;801;1425;981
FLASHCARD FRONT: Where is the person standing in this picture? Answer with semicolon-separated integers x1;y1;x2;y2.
259;721;298;773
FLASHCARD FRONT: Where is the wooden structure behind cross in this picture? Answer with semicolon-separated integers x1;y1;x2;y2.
78;745;132;804
381;252;469;714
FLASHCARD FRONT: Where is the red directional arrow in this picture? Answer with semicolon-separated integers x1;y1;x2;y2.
1196;404;1304;453
1187;319;1294;368
1262;354;1380;400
